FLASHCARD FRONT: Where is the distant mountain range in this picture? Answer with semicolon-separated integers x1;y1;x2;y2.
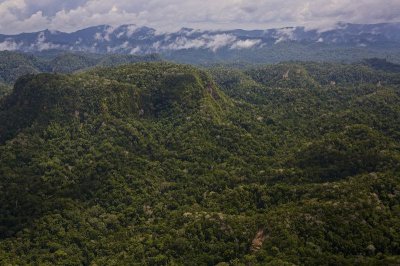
1;22;400;64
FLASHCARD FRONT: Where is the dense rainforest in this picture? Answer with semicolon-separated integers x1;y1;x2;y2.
0;61;399;265
0;51;161;85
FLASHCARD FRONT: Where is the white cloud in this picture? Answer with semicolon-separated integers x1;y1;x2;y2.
29;31;62;51
94;32;102;40
130;46;141;54
165;34;238;52
230;39;261;49
126;25;139;37
107;41;130;52
0;0;399;34
35;42;61;51
166;36;206;50
93;26;114;41
0;39;22;51
205;34;237;52
274;28;296;44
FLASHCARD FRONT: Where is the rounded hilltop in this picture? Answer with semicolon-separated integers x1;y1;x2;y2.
0;62;229;143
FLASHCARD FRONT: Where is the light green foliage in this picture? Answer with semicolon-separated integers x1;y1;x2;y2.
0;83;11;99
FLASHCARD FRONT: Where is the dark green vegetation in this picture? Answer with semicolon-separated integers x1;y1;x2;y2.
0;51;161;84
2;48;400;86
0;62;400;265
0;52;45;84
363;58;400;73
164;44;400;65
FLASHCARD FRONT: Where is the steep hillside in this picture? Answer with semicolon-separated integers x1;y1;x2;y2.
0;62;399;265
0;63;229;143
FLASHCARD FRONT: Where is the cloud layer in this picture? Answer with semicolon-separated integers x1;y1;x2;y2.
0;0;400;34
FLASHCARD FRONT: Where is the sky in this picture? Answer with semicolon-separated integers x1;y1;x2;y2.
0;0;399;34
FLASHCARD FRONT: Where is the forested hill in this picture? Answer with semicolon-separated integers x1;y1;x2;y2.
2;49;400;90
0;51;161;85
0;62;399;265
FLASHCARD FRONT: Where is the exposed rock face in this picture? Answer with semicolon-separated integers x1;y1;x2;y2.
250;229;266;252
283;70;290;80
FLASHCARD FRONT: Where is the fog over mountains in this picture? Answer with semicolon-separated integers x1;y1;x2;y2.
1;22;400;55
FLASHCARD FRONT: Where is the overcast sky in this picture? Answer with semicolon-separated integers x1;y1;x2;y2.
0;0;399;34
